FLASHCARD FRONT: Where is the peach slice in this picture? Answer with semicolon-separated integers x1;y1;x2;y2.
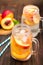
33;14;40;24
1;18;14;30
24;19;35;26
14;38;30;47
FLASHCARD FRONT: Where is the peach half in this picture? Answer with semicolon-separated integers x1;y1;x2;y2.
1;18;14;30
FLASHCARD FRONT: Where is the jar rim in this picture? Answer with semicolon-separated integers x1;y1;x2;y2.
12;24;31;36
23;5;39;14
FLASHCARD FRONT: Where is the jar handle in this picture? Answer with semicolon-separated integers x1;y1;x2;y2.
32;38;39;55
40;17;43;29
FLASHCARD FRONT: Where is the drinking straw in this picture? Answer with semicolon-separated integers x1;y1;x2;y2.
0;37;10;46
0;42;10;56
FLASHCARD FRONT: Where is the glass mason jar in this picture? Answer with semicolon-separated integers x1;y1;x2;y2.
21;5;40;37
10;24;39;61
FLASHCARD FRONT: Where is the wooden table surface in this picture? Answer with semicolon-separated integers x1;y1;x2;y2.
0;4;43;65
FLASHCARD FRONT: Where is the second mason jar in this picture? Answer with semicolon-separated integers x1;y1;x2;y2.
21;5;40;37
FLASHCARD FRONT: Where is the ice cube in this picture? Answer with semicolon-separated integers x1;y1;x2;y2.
22;35;27;42
20;29;25;34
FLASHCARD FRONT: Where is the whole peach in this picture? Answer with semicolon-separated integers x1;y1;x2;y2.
2;10;14;18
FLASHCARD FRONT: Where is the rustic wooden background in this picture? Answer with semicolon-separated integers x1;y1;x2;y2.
0;0;43;65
